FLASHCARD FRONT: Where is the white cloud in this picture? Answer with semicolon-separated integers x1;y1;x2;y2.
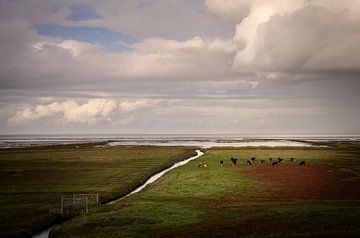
9;99;117;124
8;108;37;124
0;20;238;86
8;98;160;125
118;99;156;112
116;36;237;79
205;0;360;78
55;40;101;57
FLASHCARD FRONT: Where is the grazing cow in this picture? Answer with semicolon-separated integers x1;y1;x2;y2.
198;162;207;168
220;160;224;166
272;162;278;166
290;157;296;162
231;158;238;166
260;160;265;164
278;158;284;163
299;161;305;166
247;160;252;165
251;157;256;161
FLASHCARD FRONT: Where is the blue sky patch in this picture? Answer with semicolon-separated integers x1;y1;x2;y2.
36;24;136;51
67;4;100;21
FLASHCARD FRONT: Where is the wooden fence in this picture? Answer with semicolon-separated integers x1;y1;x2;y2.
60;193;99;215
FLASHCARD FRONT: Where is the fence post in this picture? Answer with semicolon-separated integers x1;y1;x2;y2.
85;197;88;214
60;197;63;215
96;193;99;204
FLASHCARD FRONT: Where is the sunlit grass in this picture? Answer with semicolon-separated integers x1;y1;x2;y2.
52;144;360;238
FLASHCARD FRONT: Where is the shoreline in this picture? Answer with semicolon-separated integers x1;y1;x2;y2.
2;135;353;150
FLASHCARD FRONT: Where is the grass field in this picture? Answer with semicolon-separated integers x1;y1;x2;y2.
0;144;196;238
51;143;360;238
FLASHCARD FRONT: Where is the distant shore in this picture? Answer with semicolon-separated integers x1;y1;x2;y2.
2;134;359;149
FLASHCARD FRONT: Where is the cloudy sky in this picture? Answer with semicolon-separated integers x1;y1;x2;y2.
1;0;360;135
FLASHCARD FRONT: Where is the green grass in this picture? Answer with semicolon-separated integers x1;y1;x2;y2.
51;143;360;238
0;144;196;238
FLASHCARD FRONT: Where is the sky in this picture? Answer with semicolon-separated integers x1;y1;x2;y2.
0;0;360;135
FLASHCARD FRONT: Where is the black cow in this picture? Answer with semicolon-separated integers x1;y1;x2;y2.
290;158;296;162
231;158;238;166
251;157;256;161
278;158;284;163
299;161;306;166
247;160;252;165
272;162;278;166
220;160;224;166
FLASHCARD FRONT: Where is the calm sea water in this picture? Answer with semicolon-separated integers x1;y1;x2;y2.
1;134;359;149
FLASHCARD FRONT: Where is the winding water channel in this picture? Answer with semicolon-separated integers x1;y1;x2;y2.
32;149;204;238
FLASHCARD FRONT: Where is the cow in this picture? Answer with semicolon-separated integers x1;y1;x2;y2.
247;160;252;165
251;157;256;162
260;160;265;164
220;160;224;167
272;162;278;166
278;158;284;163
299;161;306;166
230;157;234;163
269;157;273;162
198;162;207;168
290;158;296;163
231;158;238;167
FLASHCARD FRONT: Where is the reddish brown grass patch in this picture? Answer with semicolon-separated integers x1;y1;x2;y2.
242;163;360;200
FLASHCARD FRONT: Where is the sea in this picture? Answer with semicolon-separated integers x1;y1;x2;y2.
1;134;360;149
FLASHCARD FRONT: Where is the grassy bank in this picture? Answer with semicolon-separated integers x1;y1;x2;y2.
0;144;196;238
52;143;360;237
